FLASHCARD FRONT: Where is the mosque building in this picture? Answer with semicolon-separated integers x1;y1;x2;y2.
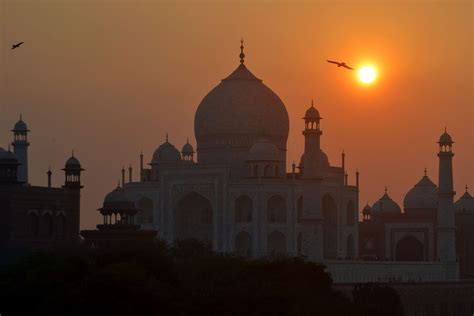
89;42;472;282
0;117;84;249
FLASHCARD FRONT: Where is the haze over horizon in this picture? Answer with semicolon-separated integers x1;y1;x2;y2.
0;0;472;229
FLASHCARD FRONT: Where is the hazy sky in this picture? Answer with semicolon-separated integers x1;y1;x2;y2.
0;0;472;229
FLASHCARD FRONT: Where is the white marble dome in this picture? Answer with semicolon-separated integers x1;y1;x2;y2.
299;150;330;169
152;140;181;163
194;63;289;152
182;142;195;154
104;185;130;204
248;139;279;161
403;175;437;210
372;191;401;214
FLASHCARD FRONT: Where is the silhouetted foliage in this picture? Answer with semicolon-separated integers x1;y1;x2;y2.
352;283;404;316
0;240;403;316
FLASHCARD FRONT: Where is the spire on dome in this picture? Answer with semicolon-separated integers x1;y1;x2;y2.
166;133;169;142
239;38;245;64
424;168;427;176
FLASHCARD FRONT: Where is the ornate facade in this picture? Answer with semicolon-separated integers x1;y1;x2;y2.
95;43;469;281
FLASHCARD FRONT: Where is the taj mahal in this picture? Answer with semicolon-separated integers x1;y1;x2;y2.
90;42;473;283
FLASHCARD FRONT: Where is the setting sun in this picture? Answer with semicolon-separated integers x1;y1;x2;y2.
358;66;377;84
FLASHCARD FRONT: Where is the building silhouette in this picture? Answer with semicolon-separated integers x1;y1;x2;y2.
0;117;84;249
91;42;472;282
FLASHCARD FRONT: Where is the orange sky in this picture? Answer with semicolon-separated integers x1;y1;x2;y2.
0;0;472;229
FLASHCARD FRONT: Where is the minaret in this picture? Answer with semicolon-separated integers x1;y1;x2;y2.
300;100;324;261
11;115;30;183
437;129;456;262
63;153;84;242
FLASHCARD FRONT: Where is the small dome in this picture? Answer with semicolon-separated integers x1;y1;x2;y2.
363;204;371;213
12;116;29;132
299;150;330;169
104;185;131;204
248;139;279;161
372;190;401;214
304;103;321;120
152;139;181;163
438;130;453;144
182;141;195;155
403;174;437;209
454;188;474;213
65;155;82;169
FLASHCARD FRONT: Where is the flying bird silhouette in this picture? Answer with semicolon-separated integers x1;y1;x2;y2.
11;42;24;50
327;60;354;70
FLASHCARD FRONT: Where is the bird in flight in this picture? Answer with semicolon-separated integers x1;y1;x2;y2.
327;60;354;70
11;42;24;50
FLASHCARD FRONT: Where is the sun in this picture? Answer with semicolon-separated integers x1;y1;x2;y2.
358;66;377;85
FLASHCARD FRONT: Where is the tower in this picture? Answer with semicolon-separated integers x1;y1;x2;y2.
62;153;84;242
300;101;324;261
11;115;29;183
437;129;456;262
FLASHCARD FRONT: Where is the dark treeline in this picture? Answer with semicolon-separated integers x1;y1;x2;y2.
0;239;403;316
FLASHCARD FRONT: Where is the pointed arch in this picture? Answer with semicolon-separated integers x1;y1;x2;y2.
297;232;303;256
346;234;355;259
346;200;355;226
267;195;286;223
322;194;338;259
235;195;252;223
235;231;252;257
395;235;425;261
297;196;303;223
267;231;286;256
175;192;213;245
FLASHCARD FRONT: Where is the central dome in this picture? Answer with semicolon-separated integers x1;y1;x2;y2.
194;63;289;158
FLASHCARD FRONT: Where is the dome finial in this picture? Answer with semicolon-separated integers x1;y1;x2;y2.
424;168;427;176
186;137;189;144
311;99;314;108
466;184;469;193
166;133;169;142
71;150;75;157
385;185;388;194
20;113;22;120
239;38;245;64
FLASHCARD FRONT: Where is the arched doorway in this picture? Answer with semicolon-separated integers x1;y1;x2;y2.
322;194;338;259
395;236;424;261
235;231;252;257
267;195;286;223
296;232;303;256
346;234;354;259
346;201;355;226
175;192;213;246
296;196;303;223
267;231;286;256
235;195;252;223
